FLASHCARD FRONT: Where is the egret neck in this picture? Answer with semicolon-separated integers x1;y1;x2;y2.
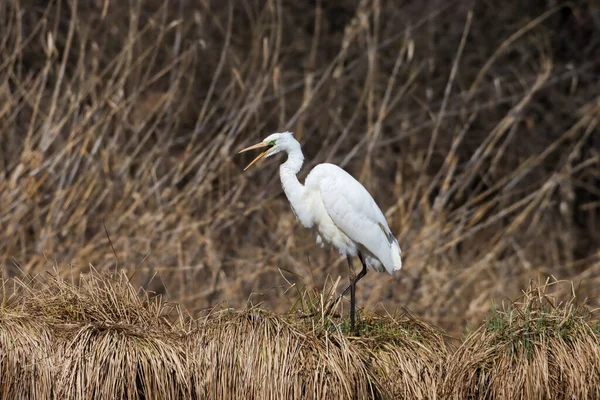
279;140;313;228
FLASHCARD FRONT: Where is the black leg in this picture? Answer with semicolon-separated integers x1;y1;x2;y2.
350;269;356;333
351;253;368;334
324;253;368;334
325;256;354;316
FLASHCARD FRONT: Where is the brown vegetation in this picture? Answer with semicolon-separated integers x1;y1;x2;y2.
1;0;600;397
0;272;598;399
442;280;600;399
1;271;448;399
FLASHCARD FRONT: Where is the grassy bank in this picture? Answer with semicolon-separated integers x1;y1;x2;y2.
0;271;598;399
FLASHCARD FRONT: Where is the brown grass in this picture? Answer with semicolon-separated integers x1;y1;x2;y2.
1;270;451;399
441;279;600;399
0;310;53;399
0;271;598;399
6;271;190;399
188;309;448;399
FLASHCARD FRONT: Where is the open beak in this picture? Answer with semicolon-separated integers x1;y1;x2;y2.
238;142;270;171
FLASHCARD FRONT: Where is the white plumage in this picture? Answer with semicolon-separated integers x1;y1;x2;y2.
307;163;402;273
239;131;402;332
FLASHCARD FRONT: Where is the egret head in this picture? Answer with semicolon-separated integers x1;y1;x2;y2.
238;131;296;171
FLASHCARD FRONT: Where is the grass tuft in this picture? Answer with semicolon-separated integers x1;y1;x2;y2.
441;279;600;399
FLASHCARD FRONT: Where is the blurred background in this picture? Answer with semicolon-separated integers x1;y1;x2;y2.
0;0;599;335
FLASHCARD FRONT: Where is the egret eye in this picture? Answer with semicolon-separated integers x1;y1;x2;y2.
267;140;276;147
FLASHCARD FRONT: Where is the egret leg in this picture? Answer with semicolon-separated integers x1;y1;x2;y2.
351;253;368;334
325;256;354;316
325;253;368;334
350;271;356;332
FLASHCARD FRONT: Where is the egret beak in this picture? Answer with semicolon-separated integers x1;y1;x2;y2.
238;142;270;171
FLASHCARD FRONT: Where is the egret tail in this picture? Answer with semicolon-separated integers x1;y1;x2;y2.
390;240;402;273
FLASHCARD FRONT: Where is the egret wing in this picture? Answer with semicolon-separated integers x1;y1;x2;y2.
317;165;398;270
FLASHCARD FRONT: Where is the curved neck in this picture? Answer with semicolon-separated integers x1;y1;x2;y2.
279;140;312;227
280;140;304;176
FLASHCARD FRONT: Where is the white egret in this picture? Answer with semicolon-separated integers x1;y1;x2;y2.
239;131;402;332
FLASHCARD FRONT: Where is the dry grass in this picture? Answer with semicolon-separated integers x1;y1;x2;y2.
1;271;598;399
441;279;600;399
0;270;451;399
350;313;448;398
0;310;53;399
188;310;386;399
188;309;448;399
4;271;190;399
